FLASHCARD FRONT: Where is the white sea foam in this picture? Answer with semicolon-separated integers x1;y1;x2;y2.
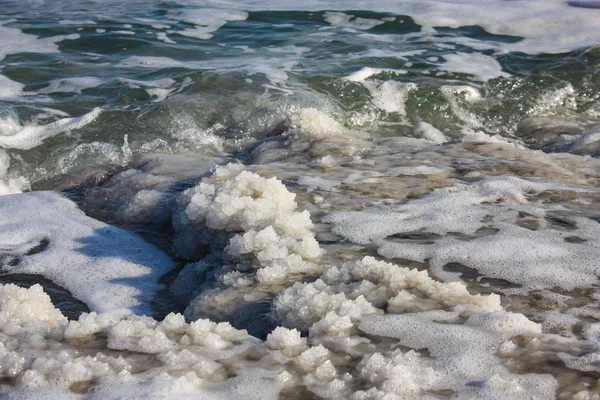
0;191;174;316
358;311;556;399
38;77;105;94
156;32;176;44
326;175;600;293
345;67;406;82
0;23;59;61
169;0;600;54
169;8;248;40
365;81;417;116
0;174;30;195
58;19;96;25
414;121;448;143
440;52;510;81
0;74;24;100
0;108;102;150
323;11;385;31
118;56;204;69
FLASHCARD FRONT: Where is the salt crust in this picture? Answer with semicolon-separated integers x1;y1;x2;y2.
0;191;174;316
0;264;549;399
0;284;283;399
270;256;556;398
0;164;571;398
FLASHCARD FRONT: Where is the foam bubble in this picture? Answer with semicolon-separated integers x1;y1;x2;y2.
414;121;447;143
345;67;406;82
323;11;385;31
0;23;59;61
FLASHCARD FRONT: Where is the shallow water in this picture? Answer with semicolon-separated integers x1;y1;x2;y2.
1;1;600;399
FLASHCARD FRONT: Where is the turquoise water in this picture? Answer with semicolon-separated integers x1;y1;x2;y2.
1;1;599;187
1;1;600;398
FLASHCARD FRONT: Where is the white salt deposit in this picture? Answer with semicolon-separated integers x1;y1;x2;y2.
0;191;174;315
0;284;284;399
172;163;322;283
0;155;593;398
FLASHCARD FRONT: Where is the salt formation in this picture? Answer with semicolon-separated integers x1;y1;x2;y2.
0;159;591;399
171;163;322;321
0;284;284;399
271;257;557;399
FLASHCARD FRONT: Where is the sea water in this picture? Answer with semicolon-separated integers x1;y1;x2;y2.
1;0;600;398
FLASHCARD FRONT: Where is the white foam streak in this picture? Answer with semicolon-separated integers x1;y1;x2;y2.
0;108;102;150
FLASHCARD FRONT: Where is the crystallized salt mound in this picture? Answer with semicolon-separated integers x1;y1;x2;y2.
269;257;555;398
0;284;66;334
173;163;321;281
0;191;175;316
0;284;284;399
274;256;501;333
326;175;600;292
172;164;322;323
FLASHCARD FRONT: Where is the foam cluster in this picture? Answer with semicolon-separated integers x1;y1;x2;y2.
326;175;600;293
